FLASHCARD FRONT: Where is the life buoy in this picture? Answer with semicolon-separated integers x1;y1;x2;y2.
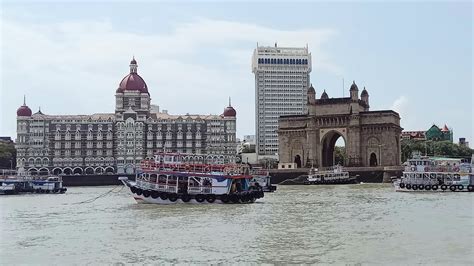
206;194;216;203
52;189;58;193
45;190;50;194
418;184;424;190
220;194;230;203
143;190;151;198
151;191;159;199
449;185;456;192
195;194;205;203
399;183;405;188
441;185;447;191
159;193;168;200
181;194;191;202
412;184;418;190
457;185;464;191
406;184;412;189
467;185;474;192
431;185;438;191
168;193;178;202
136;188;143;196
424;185;431;191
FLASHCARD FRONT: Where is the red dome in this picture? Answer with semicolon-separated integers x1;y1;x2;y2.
116;73;148;93
17;105;32;117
223;106;236;117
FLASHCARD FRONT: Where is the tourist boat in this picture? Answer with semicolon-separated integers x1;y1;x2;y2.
119;153;267;204
303;165;356;185
0;174;67;195
394;155;474;192
248;167;277;192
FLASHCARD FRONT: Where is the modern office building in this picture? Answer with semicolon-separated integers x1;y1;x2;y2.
251;44;312;157
15;58;237;175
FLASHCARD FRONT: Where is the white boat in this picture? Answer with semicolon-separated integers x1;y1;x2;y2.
119;153;267;204
303;165;356;185
394;155;474;192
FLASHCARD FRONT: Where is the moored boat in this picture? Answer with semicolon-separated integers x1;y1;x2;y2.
119;153;267;204
0;172;67;195
394;155;474;192
303;165;356;185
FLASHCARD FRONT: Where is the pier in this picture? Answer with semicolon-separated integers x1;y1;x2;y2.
269;166;403;184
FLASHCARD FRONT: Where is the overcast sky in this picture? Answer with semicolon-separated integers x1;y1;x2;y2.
1;1;472;142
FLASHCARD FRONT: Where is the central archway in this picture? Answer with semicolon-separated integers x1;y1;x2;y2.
321;130;346;167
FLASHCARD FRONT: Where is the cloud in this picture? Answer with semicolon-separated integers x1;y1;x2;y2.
1;16;339;139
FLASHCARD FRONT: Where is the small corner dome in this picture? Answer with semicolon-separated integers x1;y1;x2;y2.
361;87;368;96
307;84;315;94
350;81;359;91
17;105;32;117
321;90;329;99
223;106;236;117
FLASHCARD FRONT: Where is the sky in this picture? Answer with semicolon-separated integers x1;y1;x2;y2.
1;1;472;143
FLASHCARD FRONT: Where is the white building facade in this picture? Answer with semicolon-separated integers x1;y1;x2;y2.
15;58;237;175
251;44;312;157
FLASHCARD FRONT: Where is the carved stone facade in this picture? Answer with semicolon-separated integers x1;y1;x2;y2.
278;82;402;168
16;58;237;175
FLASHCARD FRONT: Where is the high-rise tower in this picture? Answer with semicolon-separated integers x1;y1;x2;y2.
251;44;312;157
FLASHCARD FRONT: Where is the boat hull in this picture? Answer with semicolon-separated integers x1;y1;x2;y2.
120;179;262;205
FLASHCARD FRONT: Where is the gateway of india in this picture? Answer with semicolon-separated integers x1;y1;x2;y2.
278;82;402;168
15;58;237;175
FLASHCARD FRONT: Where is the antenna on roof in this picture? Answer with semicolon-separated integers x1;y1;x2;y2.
342;78;345;97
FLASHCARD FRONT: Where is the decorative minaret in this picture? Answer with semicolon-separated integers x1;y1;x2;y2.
307;84;316;105
361;87;369;110
350;80;359;101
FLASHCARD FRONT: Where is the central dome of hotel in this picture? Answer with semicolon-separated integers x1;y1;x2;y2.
116;57;149;94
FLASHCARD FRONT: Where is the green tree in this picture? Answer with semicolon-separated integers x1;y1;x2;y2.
334;146;346;166
0;141;16;169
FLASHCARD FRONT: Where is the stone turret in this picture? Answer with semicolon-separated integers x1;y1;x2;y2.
361;87;369;108
350;81;359;101
307;84;316;105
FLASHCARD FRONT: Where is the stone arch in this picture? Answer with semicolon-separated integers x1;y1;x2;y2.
28;168;38;175
95;167;104;174
105;167;114;174
85;167;94;175
52;167;62;175
366;136;381;167
294;155;302;168
63;167;73;175
28;158;35;166
42;157;49;166
125;164;134;174
370;153;378;166
38;168;49;175
320;130;347;167
73;167;83;175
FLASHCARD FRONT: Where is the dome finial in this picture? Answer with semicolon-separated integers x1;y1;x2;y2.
130;57;138;73
229;97;231;106
23;95;26;105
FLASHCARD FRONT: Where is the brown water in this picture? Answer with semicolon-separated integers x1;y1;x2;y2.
1;184;473;264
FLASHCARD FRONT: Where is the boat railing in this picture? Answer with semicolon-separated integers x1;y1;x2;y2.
140;160;252;177
405;165;461;172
